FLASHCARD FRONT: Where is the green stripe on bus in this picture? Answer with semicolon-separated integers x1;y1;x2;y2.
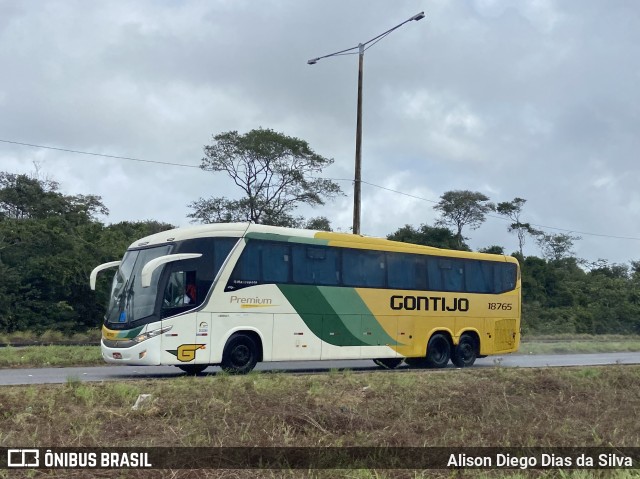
122;326;145;339
318;287;397;347
277;285;396;347
277;284;366;346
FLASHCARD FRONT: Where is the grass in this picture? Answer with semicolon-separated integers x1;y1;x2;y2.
0;366;638;478
0;345;102;368
518;335;640;355
0;329;100;345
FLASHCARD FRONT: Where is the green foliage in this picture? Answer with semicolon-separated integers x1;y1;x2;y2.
387;223;469;250
535;232;581;261
0;171;108;221
521;256;640;335
304;216;332;231
0;171;174;333
496;197;540;257
434;190;494;248
188;128;342;226
479;245;505;255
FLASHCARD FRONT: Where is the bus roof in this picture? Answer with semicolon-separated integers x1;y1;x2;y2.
129;223;518;264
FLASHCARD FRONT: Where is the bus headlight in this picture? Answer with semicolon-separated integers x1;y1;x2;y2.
133;325;173;343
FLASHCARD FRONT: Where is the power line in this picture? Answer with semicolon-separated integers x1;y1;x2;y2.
326;179;640;242
0;139;201;169
2;137;639;241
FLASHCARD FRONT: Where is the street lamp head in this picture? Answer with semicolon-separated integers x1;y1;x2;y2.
412;11;425;21
307;58;319;65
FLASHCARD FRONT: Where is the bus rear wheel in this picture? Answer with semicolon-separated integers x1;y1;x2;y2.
425;333;451;368
177;364;208;375
451;334;478;368
373;358;403;369
221;334;258;374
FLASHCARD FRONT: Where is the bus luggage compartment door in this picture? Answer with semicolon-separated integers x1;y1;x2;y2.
494;318;517;352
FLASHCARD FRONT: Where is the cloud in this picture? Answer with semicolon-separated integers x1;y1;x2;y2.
1;0;639;263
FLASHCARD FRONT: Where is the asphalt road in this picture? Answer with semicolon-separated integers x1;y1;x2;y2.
1;352;639;386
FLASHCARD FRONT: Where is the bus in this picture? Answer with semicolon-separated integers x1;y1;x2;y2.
90;223;520;374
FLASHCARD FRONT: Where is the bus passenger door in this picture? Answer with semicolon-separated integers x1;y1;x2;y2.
159;270;200;365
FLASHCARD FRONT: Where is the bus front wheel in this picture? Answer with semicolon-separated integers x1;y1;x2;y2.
425;333;451;368
221;334;259;374
451;334;478;368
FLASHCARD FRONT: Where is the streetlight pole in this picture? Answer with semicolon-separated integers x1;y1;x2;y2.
308;11;425;235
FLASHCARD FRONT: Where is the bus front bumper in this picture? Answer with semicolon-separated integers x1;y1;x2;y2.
101;336;162;366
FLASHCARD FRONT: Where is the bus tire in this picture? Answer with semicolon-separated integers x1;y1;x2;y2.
451;334;478;368
373;358;403;369
221;333;259;374
425;333;451;368
177;364;208;375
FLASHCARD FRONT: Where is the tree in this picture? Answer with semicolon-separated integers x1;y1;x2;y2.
496;197;540;257
479;245;505;255
97;221;175;260
630;260;640;282
387;224;469;250
0;170;175;333
433;190;494;248
0;173;110;332
535;232;581;261
188;128;342;226
0;172;107;221
304;216;332;232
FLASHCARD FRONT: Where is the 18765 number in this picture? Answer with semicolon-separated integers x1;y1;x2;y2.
488;303;512;311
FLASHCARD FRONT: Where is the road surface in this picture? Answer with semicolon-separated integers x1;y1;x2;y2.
0;352;639;386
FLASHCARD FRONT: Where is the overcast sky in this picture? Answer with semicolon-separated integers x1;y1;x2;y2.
1;0;639;264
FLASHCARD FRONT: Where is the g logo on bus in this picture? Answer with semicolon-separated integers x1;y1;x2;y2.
167;344;206;362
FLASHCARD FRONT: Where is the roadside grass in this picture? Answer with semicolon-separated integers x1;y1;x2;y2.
0;366;639;478
0;329;100;345
0;345;102;368
518;336;640;355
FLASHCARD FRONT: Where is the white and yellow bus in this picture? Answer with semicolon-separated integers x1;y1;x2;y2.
90;223;520;374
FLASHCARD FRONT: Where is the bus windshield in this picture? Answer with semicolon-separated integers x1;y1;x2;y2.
105;245;172;325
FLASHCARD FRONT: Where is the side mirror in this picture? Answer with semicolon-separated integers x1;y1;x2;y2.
140;254;202;288
90;261;121;290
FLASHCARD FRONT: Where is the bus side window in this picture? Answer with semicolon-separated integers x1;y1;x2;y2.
427;258;442;291
465;260;494;293
292;245;340;286
229;242;261;284
342;249;385;288
261;243;291;283
439;259;464;292
387;252;426;290
496;263;517;293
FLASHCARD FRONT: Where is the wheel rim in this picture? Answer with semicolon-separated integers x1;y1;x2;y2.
460;342;474;361
432;339;447;361
426;335;451;368
231;344;251;367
